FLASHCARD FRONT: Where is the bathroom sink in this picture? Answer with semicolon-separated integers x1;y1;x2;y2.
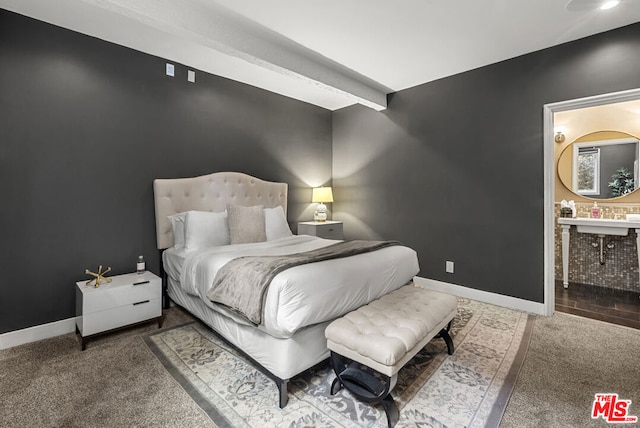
558;217;640;236
558;217;640;288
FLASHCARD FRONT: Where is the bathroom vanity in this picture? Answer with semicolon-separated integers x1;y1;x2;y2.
558;217;640;288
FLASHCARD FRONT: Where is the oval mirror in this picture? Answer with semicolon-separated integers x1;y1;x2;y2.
558;132;640;200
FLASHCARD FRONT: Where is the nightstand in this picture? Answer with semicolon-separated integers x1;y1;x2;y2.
298;221;343;240
75;271;162;350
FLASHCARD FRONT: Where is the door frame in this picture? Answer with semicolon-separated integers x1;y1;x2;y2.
543;88;640;316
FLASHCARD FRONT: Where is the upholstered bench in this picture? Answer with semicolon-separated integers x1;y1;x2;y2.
325;285;458;428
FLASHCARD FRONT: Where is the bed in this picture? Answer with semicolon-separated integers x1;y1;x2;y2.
153;171;419;408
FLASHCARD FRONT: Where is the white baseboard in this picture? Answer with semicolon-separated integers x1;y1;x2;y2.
0;281;543;350
0;317;77;350
414;276;546;316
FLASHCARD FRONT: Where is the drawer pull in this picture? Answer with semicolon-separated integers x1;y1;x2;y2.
133;300;150;306
328;228;334;232
133;280;150;286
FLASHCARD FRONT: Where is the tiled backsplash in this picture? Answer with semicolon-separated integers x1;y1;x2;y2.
554;202;640;292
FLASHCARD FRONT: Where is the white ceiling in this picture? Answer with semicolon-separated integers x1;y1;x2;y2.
2;0;640;110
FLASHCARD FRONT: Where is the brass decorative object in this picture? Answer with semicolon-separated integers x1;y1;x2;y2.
84;265;112;288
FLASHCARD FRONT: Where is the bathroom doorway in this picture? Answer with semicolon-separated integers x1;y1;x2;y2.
544;89;640;329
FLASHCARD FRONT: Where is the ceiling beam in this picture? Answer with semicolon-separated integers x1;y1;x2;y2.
81;0;389;110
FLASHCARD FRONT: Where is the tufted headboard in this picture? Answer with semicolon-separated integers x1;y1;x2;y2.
153;171;288;250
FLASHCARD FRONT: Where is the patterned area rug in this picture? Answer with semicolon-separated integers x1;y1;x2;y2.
143;299;533;428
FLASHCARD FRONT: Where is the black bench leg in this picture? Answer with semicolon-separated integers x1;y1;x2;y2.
330;376;343;395
440;328;454;355
381;394;399;428
330;351;399;427
436;320;455;355
329;351;349;396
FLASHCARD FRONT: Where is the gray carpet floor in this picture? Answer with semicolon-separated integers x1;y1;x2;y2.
1;306;638;427
0;307;216;428
500;311;640;427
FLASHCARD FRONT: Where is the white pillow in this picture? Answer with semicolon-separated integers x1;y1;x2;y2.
184;210;230;250
264;206;293;241
168;212;187;247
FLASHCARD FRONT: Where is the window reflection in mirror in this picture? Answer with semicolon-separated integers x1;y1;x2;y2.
576;147;600;195
558;137;639;200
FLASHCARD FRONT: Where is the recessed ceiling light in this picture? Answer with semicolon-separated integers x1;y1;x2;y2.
600;0;620;10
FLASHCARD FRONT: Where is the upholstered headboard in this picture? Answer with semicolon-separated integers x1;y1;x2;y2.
153;171;288;250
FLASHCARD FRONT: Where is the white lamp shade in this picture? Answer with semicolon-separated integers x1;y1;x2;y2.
312;187;334;203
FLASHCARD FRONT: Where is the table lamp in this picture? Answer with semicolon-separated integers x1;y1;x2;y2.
312;187;333;222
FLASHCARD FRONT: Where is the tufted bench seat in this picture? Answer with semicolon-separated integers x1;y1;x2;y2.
325;285;457;428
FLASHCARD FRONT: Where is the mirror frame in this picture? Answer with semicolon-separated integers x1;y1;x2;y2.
558;136;640;200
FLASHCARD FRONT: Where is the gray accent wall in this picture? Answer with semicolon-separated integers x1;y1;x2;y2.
0;10;332;334
332;23;640;303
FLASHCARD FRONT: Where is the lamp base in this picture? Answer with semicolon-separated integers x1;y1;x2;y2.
314;202;328;222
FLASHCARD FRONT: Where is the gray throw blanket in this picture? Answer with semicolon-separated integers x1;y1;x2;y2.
206;240;401;325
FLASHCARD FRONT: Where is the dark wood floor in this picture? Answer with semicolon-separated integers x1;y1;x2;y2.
555;280;640;330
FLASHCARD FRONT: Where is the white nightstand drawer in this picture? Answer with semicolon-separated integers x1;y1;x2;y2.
79;297;161;336
77;272;161;314
298;221;343;240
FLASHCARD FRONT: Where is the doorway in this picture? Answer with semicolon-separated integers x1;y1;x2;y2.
543;88;640;328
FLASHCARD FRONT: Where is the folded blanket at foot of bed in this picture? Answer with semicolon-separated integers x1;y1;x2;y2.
207;240;401;324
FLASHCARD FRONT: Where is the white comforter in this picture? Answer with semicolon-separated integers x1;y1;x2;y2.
164;235;419;338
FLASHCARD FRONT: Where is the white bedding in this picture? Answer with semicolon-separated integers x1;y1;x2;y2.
166;275;332;380
163;235;419;339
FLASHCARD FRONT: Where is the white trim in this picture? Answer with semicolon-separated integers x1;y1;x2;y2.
0;317;77;350
543;87;640;317
414;277;546;315
543;103;556;316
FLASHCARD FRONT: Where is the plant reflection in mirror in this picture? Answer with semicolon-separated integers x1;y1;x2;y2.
608;167;635;197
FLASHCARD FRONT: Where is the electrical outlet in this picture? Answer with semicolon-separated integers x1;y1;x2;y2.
446;261;454;273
